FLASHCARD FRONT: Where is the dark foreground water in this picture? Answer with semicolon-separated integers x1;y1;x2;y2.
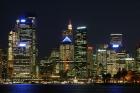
1;84;140;93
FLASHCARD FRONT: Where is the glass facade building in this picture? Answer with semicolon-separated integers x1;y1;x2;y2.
74;26;87;78
8;17;38;81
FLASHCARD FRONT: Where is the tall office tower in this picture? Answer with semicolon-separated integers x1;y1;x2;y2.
0;49;7;81
136;43;140;72
48;49;60;75
60;21;74;75
87;46;94;77
106;50;118;76
74;26;87;78
8;16;38;81
0;49;3;80
96;44;108;76
136;43;140;61
8;31;17;79
116;52;127;70
110;33;123;49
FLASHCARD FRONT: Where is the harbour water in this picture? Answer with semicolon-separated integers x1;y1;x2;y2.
1;84;140;93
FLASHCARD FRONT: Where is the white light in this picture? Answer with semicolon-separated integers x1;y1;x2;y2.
77;26;86;29
110;34;122;36
16;20;20;23
124;58;134;61
68;24;72;30
20;19;26;23
32;20;34;23
98;49;106;52
112;44;119;48
73;77;78;83
19;43;26;47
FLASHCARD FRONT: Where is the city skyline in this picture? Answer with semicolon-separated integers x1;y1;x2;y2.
1;1;140;57
0;2;140;84
4;15;139;83
1;2;140;93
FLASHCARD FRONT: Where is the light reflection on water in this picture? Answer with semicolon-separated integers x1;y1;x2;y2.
1;84;139;93
108;85;123;93
11;84;34;93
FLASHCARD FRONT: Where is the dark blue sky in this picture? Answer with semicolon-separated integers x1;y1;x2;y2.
1;0;140;57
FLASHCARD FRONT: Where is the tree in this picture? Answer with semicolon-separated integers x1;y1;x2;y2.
106;73;111;83
113;69;121;83
102;73;111;83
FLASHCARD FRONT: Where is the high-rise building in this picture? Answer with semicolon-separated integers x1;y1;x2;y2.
74;26;87;78
87;46;94;77
8;16;38;81
116;52;127;70
48;49;60;74
1;49;7;81
136;43;140;72
60;21;74;75
0;49;3;80
110;33;123;49
96;44;108;76
106;49;118;76
136;43;140;61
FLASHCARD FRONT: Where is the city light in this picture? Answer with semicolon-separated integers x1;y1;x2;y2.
110;33;123;36
19;43;26;47
77;26;86;29
16;20;20;23
5;16;139;85
62;36;72;42
20;19;26;23
112;44;119;48
98;49;106;52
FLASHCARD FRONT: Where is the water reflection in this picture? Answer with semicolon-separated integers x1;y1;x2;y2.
11;84;34;93
109;85;123;93
0;84;139;93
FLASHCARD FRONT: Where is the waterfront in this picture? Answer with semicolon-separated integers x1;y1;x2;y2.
1;84;140;93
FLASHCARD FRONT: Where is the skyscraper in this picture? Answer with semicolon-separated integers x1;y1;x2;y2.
110;33;123;49
136;43;140;72
96;44;108;76
87;46;94;77
74;26;87;78
60;21;74;74
0;49;3;80
136;43;140;62
8;16;38;81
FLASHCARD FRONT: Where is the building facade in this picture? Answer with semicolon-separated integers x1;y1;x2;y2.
59;21;74;77
110;33;123;49
8;17;38;81
136;44;140;72
87;46;94;77
74;26;87;78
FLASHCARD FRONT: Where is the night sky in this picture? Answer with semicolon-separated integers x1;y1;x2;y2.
1;0;140;57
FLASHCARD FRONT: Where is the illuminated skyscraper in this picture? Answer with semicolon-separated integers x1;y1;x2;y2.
0;49;3;80
87;46;94;77
106;50;118;76
136;43;140;72
8;16;38;81
74;26;87;78
136;43;140;62
60;21;74;74
110;33;123;49
96;44;108;76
